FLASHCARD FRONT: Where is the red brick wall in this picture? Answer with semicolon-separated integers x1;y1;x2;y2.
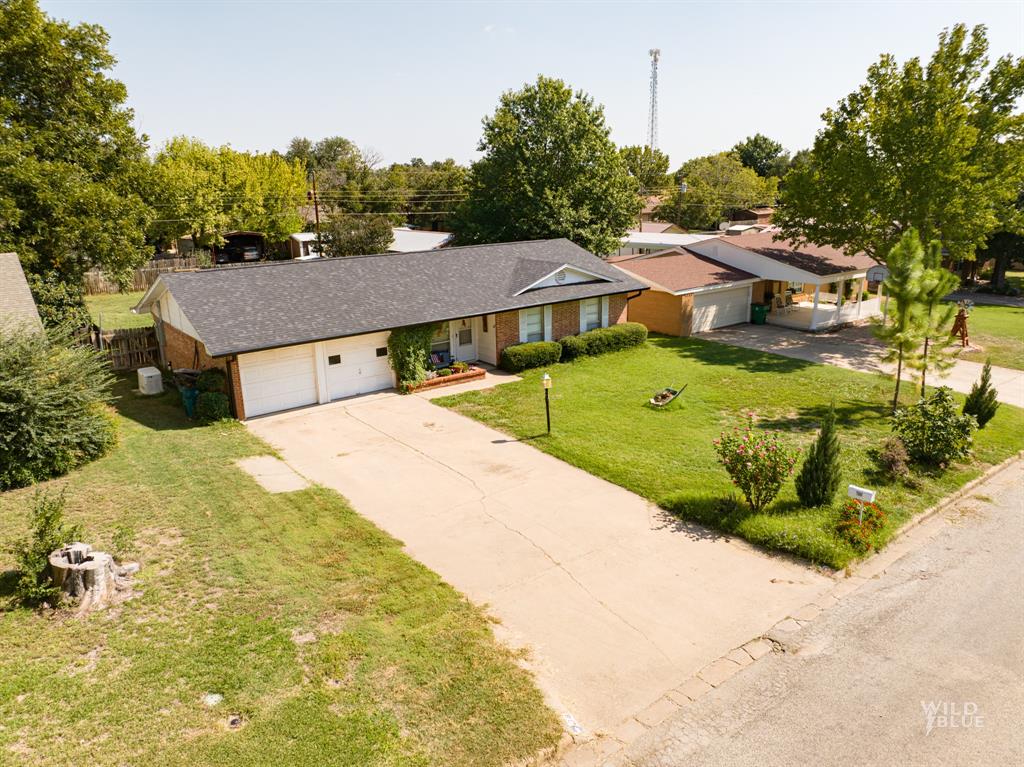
161;322;245;419
552;300;581;339
609;294;628;325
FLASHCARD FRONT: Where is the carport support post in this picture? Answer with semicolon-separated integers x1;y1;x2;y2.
809;284;821;331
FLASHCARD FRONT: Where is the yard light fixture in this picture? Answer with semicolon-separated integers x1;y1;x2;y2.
542;373;552;434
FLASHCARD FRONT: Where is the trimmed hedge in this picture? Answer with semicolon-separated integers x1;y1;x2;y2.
559;322;648;360
500;341;562;372
196;391;231;423
196;368;226;393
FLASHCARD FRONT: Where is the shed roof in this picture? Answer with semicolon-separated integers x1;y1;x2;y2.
137;239;646;357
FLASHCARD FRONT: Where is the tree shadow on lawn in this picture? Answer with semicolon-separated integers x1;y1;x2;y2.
109;375;195;432
756;399;892;433
649;335;818;375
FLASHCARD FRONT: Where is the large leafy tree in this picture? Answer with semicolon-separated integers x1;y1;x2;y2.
149;137;306;248
733;133;789;178
453;76;640;254
777;24;1024;265
619;145;671;192
321;213;393;258
393;157;468;230
657;153;777;231
0;0;152;321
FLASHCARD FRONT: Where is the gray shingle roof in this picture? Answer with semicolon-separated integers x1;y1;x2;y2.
148;239;647;357
0;253;42;331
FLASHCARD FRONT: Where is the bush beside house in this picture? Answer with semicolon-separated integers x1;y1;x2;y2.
559;322;648;360
500;341;562;372
0;325;117;490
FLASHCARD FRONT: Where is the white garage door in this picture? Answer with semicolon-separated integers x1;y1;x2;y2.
238;345;318;417
324;331;394;401
692;286;750;332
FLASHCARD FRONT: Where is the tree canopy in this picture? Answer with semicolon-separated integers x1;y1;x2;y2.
149;137;307;249
0;0;152;313
656;153;777;231
733;133;789;178
453;76;640;254
321;213;393;258
619;145;671;192
776;24;1024;265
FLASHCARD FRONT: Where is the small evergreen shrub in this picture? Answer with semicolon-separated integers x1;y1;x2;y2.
196;368;227;393
196;391;231;423
388;323;440;391
500;341;562;372
795;404;842;507
963;359;1000;428
835;499;887;553
559;322;648;360
713;413;799;512
0;325;117;490
892;387;976;466
10;490;82;607
437;367;453;377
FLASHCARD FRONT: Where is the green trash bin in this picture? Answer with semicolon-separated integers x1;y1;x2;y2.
751;303;769;325
181;386;199;418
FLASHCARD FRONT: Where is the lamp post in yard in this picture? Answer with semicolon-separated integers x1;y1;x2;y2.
542;373;552;434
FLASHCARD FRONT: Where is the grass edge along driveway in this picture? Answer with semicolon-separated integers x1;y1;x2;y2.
437;336;1024;570
0;377;560;767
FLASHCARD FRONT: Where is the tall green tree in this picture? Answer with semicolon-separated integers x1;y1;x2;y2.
619;145;671;192
657;153;777;230
0;0;153;323
393;157;468;230
874;230;926;410
453;76;640;254
149;137;306;249
321;213;393;258
733;133;789;178
912;240;960;394
777;24;1024;266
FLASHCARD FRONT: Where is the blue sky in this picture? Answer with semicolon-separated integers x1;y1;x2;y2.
42;1;1023;169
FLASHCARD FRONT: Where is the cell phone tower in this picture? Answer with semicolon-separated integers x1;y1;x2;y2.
647;48;660;150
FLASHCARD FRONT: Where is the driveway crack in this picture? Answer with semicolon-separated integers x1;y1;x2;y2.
343;405;680;667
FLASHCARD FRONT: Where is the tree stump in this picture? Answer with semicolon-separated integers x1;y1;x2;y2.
48;543;136;612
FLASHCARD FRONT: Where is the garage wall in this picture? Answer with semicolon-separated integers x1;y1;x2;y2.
626;290;685;336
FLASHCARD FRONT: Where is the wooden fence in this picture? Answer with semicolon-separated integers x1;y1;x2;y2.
78;325;159;371
84;257;203;294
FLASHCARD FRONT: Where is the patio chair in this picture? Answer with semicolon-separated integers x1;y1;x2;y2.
774;295;792;315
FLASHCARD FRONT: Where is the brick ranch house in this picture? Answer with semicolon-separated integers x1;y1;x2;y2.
133;239;646;419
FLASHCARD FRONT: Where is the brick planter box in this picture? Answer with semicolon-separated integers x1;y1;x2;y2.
406;366;486;393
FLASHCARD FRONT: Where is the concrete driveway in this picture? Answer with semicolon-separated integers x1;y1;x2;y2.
701;324;1024;408
246;390;832;737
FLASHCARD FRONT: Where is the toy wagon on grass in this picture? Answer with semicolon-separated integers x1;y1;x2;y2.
649;383;687;408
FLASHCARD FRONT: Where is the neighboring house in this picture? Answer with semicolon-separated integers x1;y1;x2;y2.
134;239;646;418
613;231;719;258
731;206;775;225
610;249;759;335
0;253;43;331
634;222;685;235
639;194;663;223
288;227;453;260
612;233;879;335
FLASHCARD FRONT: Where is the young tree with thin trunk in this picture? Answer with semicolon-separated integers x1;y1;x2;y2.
795;403;842;508
874;231;925;411
913;240;960;395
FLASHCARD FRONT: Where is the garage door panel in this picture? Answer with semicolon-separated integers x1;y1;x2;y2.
239;345;318;417
324;332;394;401
693;287;750;332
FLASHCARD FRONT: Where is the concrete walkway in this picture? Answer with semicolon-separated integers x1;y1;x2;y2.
246;391;832;738
700;324;1024;408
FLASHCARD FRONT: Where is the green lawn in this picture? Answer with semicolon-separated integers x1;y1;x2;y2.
85;291;152;328
954;304;1024;370
437;337;1024;570
0;378;559;766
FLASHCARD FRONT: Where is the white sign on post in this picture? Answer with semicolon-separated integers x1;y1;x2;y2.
848;485;876;503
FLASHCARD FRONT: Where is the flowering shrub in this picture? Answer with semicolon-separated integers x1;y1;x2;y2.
713;413;799;512
835;499;887;552
892;387;975;467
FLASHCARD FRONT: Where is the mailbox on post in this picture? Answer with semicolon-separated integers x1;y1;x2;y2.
847;485;876;504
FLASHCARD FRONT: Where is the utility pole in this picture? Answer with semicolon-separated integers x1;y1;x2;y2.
647;48;660;150
307;170;323;257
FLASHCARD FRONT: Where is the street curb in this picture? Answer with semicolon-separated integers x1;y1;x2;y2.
553;453;1023;767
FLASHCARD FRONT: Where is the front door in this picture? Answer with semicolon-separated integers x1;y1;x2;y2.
450;321;477;361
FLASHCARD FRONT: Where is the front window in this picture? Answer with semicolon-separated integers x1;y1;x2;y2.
523;307;544;342
581;298;601;331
